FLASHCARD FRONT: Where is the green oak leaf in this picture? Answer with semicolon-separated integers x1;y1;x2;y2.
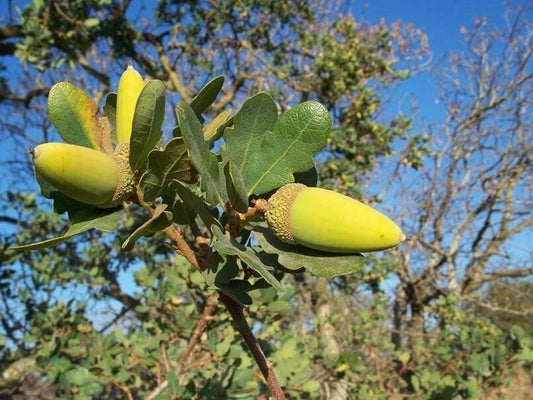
253;225;365;279
218;279;253;305
10;208;123;251
129;80;166;170
223;93;331;195
177;101;227;206
161;182;194;225
203;108;233;141
139;137;193;202
48;82;113;154
211;225;284;292
294;166;319;187
190;76;225;118
224;160;248;213
171;180;222;231
167;370;179;395
173;76;225;137
64;367;96;386
122;204;173;250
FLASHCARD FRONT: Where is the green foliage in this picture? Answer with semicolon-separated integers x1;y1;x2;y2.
121;204;172;251
253;225;365;279
129;80;167;170
10;207;123;251
48;82;112;152
472;282;533;336
223;93;331;195
177;101;228;206
139;137;193;202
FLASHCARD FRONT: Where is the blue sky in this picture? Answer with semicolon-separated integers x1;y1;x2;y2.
356;0;507;122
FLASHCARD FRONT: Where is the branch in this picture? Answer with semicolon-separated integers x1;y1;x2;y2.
0;87;49;107
0;25;23;40
470;299;533;316
141;32;192;102
480;267;533;282
0;24;23;55
139;191;284;398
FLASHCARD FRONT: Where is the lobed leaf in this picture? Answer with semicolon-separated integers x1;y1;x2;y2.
10;208;123;251
177;101;227;205
211;225;284;292
190;76;225;118
223;93;331;195
139;137;193;202
171;180;222;231
223;160;248;213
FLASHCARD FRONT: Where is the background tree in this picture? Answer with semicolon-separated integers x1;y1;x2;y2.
379;5;533;393
0;1;531;399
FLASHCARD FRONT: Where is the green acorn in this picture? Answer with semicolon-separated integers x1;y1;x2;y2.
265;183;406;253
31;142;134;208
116;64;144;143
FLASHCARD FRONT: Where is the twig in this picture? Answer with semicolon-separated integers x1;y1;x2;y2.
177;295;218;369
218;292;286;400
139;192;284;399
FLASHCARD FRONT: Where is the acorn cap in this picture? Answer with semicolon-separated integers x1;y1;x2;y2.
106;141;135;208
265;183;306;244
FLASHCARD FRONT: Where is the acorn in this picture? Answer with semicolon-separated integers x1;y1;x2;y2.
116;64;144;143
31;142;134;208
265;183;405;253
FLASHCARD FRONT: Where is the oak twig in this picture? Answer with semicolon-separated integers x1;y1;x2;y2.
139;194;284;399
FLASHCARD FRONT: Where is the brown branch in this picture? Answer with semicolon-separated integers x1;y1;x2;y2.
163;225;201;271
218;291;286;400
469;300;533;316
138;191;284;399
0;87;50;107
478;267;533;284
142;32;192;102
0;25;23;40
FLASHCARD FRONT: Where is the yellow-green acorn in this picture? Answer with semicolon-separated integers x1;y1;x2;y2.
31;142;134;208
116;64;144;143
265;183;406;253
